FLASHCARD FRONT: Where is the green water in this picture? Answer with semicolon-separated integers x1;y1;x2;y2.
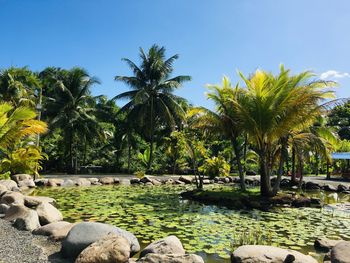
32;185;350;262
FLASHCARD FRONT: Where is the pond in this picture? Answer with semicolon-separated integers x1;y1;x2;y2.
32;185;350;262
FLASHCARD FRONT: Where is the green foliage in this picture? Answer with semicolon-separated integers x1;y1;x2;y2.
199;156;230;178
137;147;151;168
231;226;272;250
0;146;48;176
0;171;11;180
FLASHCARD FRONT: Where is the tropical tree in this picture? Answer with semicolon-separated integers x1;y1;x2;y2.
189;77;246;190
40;67;103;173
114;44;191;170
232;66;335;196
0;67;41;107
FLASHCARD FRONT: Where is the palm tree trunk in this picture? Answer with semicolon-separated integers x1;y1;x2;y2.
232;138;246;190
273;141;288;195
291;147;296;182
259;153;273;197
147;97;155;171
127;142;131;174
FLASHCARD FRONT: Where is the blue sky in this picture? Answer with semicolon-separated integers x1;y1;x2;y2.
1;0;349;109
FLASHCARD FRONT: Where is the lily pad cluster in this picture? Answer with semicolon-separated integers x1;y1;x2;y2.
32;185;350;263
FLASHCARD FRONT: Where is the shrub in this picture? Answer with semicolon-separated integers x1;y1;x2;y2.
199;156;230;178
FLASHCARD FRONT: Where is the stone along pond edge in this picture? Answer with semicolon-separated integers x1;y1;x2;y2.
0;174;350;263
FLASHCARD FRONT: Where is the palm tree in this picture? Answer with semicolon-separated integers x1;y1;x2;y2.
40;67;103;173
0;67;41;107
189;77;246;190
232;65;335;196
114;44;191;170
0;102;47;153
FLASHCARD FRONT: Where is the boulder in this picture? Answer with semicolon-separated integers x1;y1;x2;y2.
36;202;63;225
0;179;18;191
24;196;56;207
0;203;9;213
202;179;211;184
140;236;185;258
140;176;153;184
11;174;32;183
178;176;192;184
231;245;317;263
338;184;348;192
75;234;130;263
331;241;350;263
130;178;140;184
47;179;64;187
1;191;24;205
292;197;311;208
13;209;41;231
175;180;185;185
61;222;140;258
323;184;338;192
151;179;162;186
305;181;320;190
137;254;204;263
4;204;40;231
18;179;36;188
0;184;8;195
62;179;76;187
74;178;91;187
113;178;120;184
34;178;48;186
99;177;115;185
314;238;343;252
33;221;74;241
164;179;174;185
87;178;99;184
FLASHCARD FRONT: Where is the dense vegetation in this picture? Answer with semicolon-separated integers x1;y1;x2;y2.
1;44;349;196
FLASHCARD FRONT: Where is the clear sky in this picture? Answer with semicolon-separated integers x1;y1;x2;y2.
1;0;349;109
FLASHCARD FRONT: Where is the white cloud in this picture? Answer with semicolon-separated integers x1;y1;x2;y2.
320;70;350;80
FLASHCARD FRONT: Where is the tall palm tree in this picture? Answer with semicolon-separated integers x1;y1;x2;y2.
40;67;103;173
189;77;246;190
232;65;335;196
114;44;191;170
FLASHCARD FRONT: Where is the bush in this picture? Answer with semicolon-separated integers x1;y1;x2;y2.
199;156;230;179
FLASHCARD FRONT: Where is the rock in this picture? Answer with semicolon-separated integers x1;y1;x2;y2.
140;176;153;184
331;241;350;263
113;177;120;184
75;234;130;263
99;177;115;184
4;204;41;231
47;179;64;187
323;184;338;192
314;238;343;252
130;178;140;184
178;176;192;184
175;180;185;185
305;181;320;190
36;202;63;225
0;203;9;213
18;179;36;188
33;221;73;240
11;174;32;183
13;209;41;231
62;179;76;187
0;184;8;195
61;222;140;258
74;178;91;187
137;254;204;263
151;179;162;186
292;197;311;208
140;235;185;258
338;184;348;192
87;178;99;184
24;196;56;207
34;179;48;186
202;179;211;184
144;182;153;186
0;179;18;190
1;191;24;205
231;245;317;263
164;179;174;185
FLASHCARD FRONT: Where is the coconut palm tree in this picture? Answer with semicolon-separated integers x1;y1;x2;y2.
189;77;246;190
114;44;191;170
232;65;335;196
40;67;103;173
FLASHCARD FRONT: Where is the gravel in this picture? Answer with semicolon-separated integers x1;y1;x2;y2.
0;219;70;263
